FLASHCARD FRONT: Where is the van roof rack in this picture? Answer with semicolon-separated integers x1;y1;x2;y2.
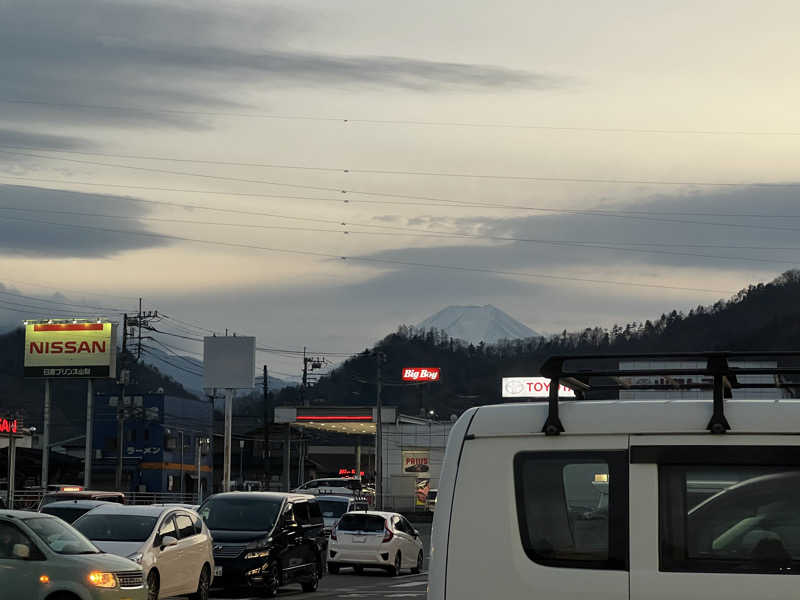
538;351;800;436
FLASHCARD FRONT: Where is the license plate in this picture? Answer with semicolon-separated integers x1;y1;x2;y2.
352;535;366;543
214;566;223;577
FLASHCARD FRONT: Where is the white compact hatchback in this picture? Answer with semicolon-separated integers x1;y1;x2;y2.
74;504;214;600
327;511;424;576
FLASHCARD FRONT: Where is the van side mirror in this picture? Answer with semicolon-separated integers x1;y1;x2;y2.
160;535;178;549
12;544;30;559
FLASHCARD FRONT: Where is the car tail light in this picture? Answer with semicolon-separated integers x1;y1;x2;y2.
382;520;393;543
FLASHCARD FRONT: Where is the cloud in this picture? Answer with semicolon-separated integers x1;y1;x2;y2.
362;186;800;274
0;184;170;258
0;0;561;129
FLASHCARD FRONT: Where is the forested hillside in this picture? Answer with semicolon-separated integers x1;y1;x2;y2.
307;271;800;417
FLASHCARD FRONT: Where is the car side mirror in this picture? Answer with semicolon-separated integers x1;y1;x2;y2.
413;530;419;538
12;544;30;559
161;535;178;549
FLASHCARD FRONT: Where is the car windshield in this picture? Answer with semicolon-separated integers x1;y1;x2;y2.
317;499;349;519
338;514;386;532
24;516;100;554
73;514;158;542
199;496;283;531
40;506;93;524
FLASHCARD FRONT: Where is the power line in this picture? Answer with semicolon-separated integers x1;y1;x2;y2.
3;98;800;136
0;202;795;266
0;214;740;295
140;347;203;377
160;314;218;335
1;147;798;190
6;175;800;238
0;288;128;314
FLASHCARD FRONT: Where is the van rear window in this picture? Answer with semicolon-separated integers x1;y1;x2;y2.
660;464;800;573
514;451;628;570
337;514;385;532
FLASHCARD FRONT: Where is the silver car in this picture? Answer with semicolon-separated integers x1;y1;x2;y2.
73;504;214;600
0;510;146;599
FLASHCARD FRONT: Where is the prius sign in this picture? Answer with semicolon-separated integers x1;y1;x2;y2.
502;377;576;399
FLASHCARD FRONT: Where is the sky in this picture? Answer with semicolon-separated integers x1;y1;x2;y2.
1;0;799;379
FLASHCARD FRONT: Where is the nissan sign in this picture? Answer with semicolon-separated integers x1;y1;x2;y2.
402;367;441;382
24;322;116;379
502;377;576;399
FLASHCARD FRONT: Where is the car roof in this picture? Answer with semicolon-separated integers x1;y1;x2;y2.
81;504;175;517
206;491;315;503
0;510;56;520
40;499;110;509
464;399;800;437
341;510;400;519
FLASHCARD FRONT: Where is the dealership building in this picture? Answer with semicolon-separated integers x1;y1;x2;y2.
275;406;454;511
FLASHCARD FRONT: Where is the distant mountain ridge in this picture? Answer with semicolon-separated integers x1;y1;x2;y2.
143;347;290;396
418;305;540;344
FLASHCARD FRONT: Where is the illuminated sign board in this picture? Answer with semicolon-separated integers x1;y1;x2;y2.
401;367;441;382
338;468;366;477
24;322;116;379
0;418;18;433
502;377;576;399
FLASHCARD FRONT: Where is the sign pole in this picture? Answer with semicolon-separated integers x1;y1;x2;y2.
84;379;93;489
376;354;383;510
41;379;50;489
223;388;233;492
8;431;16;510
196;437;202;504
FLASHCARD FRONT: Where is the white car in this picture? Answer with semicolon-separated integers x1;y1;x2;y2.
327;511;424;576
294;478;363;496
73;504;214;600
316;495;370;536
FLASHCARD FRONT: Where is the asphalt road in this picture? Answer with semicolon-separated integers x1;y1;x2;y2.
177;523;432;600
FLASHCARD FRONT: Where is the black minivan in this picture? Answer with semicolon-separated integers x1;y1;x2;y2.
199;492;325;596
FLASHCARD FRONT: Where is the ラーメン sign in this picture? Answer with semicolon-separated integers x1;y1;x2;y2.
24;322;117;379
502;377;576;399
401;367;441;382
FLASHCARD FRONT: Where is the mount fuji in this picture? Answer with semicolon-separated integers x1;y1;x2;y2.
418;305;541;345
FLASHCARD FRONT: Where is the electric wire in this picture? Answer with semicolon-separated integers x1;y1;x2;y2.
0;214;740;295
4;98;800;136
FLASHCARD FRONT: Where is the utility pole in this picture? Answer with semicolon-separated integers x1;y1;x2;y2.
115;369;129;491
300;350;324;407
41;379;50;489
137;298;142;361
263;365;270;488
375;352;384;510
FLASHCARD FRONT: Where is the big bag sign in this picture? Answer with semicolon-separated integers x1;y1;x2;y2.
402;367;441;382
24;322;116;379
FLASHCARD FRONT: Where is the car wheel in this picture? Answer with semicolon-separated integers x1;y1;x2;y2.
353;565;364;574
147;570;160;600
188;565;210;600
263;564;280;598
301;564;319;593
411;551;423;574
327;563;340;575
387;552;401;577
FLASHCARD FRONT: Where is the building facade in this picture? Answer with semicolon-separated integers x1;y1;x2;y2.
92;393;212;496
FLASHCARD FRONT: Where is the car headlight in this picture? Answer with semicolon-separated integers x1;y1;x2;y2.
126;552;143;564
88;572;117;588
245;536;272;550
244;549;270;560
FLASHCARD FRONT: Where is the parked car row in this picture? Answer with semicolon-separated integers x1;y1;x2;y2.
1;487;425;599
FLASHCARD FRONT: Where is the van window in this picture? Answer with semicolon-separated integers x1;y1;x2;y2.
514;451;628;570
660;465;800;573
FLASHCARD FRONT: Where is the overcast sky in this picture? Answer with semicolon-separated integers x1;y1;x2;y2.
1;0;799;378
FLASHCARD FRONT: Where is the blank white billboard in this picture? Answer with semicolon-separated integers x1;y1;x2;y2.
203;336;255;390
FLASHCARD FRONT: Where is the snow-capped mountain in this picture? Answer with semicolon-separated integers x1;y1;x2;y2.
418;305;541;345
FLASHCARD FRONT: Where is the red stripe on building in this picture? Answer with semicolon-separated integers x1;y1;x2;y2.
34;324;104;332
296;415;373;421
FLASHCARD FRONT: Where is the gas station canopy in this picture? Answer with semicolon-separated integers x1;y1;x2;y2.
274;406;400;435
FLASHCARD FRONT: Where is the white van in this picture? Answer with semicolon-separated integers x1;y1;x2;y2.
429;352;800;600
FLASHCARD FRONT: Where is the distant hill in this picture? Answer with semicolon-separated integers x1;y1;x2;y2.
310;270;800;417
418;305;540;344
142;347;290;397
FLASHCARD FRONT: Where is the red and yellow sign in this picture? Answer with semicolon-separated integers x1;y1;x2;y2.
24;322;116;379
